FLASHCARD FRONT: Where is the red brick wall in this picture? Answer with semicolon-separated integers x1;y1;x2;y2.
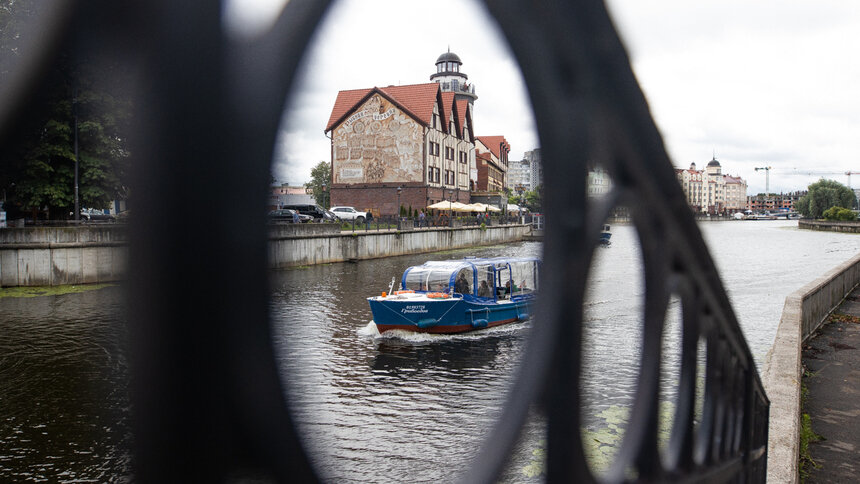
331;184;469;216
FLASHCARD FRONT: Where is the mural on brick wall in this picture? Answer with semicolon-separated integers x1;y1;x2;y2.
332;94;424;184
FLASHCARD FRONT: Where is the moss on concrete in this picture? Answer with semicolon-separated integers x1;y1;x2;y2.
0;283;114;299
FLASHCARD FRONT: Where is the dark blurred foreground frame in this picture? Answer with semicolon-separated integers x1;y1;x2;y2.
0;0;768;482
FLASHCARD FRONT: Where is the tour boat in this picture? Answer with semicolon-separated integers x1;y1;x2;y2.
600;224;612;245
367;256;540;334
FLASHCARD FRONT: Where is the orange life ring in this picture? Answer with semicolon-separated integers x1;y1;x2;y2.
426;292;450;299
393;290;414;295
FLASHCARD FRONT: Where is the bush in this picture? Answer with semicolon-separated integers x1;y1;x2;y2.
822;206;857;221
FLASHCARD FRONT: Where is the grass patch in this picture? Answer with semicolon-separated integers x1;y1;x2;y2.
799;413;823;480
0;283;115;299
799;369;824;481
827;312;860;324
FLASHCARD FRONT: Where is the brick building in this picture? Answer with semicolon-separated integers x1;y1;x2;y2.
325;83;474;216
746;191;806;213
474;135;510;192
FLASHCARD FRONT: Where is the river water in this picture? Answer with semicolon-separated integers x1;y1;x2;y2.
2;220;859;482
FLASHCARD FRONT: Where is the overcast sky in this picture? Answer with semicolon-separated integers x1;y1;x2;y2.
226;0;860;195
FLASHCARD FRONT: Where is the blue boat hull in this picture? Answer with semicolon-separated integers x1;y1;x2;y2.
368;295;534;334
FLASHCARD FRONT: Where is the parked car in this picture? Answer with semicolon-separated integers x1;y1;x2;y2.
268;208;312;223
282;204;338;222
330;206;371;223
76;208;115;222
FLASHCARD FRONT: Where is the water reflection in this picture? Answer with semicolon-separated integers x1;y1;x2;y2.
4;221;860;481
0;286;130;483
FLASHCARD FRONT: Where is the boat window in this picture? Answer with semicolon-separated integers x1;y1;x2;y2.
403;267;455;293
454;268;473;295
496;263;512;299
509;261;538;296
475;264;494;298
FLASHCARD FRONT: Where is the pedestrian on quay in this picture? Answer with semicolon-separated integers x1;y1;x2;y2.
418;210;425;227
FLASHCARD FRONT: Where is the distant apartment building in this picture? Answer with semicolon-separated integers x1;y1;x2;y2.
509;148;544;195
587;165;612;197
524;148;543;191
508;159;531;194
675;157;747;214
746;191;806;213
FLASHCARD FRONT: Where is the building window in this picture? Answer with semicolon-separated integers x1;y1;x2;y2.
459;151;466;163
429;141;440;156
445;147;454;160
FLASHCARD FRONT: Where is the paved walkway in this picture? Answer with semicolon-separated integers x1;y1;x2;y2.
801;287;860;482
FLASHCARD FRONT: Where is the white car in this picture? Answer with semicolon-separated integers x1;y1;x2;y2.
330;206;369;223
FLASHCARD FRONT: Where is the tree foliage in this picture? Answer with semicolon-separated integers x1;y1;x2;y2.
508;185;543;213
0;0;132;219
795;179;856;219
304;161;331;208
822;206;856;221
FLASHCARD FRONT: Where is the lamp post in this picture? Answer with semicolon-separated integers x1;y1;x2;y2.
396;186;402;229
321;183;327;209
448;188;453;227
73;83;80;222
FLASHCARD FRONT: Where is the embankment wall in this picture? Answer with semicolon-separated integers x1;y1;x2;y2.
269;224;530;268
763;252;860;483
0;224;529;286
799;219;860;233
0;226;127;287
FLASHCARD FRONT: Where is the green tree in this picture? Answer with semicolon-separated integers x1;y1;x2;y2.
822;206;857;221
796;179;856;219
1;0;132;219
523;185;543;212
305;161;331;208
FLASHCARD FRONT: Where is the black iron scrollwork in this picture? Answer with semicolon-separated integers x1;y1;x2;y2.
0;0;767;482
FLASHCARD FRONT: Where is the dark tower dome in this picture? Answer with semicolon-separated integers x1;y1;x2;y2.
430;49;477;104
435;51;462;65
707;157;721;168
431;49;467;79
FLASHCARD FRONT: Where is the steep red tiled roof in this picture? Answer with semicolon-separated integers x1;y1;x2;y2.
456;100;469;137
441;91;457;134
326;83;441;133
477;135;511;158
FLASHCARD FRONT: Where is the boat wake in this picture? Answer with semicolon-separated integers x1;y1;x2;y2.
357;320;529;344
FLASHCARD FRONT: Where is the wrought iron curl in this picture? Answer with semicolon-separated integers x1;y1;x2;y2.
0;0;767;482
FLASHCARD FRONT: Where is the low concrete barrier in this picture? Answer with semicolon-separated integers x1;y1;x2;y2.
269;224;530;268
1;224;530;286
0;226;127;286
762;252;860;483
799;219;860;233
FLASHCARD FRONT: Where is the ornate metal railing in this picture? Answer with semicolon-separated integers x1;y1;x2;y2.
0;0;768;482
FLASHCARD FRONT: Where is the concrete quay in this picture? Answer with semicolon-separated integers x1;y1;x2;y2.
799;219;860;233
0;223;530;286
763;252;860;483
801;287;860;482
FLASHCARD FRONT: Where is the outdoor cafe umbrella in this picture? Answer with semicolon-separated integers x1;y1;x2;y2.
427;200;453;210
469;202;501;212
427;201;472;212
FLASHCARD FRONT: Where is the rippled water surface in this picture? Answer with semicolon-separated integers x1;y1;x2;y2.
0;286;130;483
3;220;860;481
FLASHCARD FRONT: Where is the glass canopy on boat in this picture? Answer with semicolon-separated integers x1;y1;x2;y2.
400;257;539;299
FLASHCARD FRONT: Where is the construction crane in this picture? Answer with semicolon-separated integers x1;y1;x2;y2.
754;166;772;193
785;170;860;188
